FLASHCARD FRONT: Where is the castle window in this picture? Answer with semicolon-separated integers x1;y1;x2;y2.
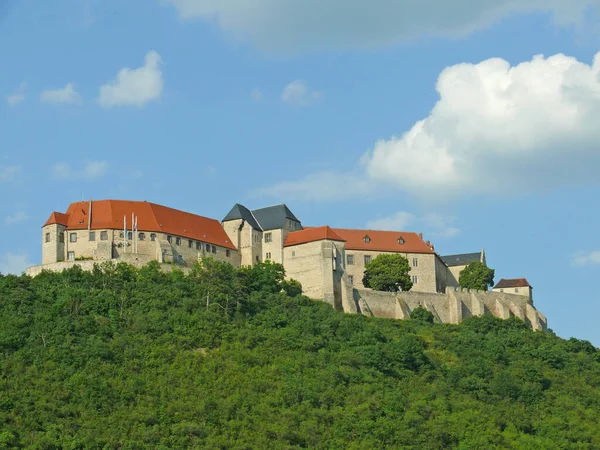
265;233;272;243
70;233;77;243
196;242;201;250
89;231;96;242
59;233;64;243
176;237;181;246
266;252;272;260
100;231;108;241
150;233;156;242
167;236;172;244
139;233;145;241
256;255;260;262
206;243;210;252
364;235;371;243
188;240;193;248
364;255;372;265
45;233;51;243
412;257;418;267
119;232;124;238
226;249;231;257
349;275;354;284
127;232;133;240
211;245;216;254
412;275;418;284
68;251;75;261
398;237;405;245
292;250;296;257
347;254;354;265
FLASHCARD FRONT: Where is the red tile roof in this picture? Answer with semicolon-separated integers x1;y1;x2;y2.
42;200;236;250
332;228;435;254
493;278;532;289
284;226;345;247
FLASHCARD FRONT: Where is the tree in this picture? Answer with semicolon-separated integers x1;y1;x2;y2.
281;279;302;297
459;261;495;291
362;254;412;292
410;306;434;323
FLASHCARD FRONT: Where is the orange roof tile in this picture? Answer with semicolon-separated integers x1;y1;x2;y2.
42;200;236;250
284;226;345;247
332;228;435;254
493;278;532;289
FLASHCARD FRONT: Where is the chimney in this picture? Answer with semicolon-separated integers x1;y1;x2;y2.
426;240;430;246
418;233;423;240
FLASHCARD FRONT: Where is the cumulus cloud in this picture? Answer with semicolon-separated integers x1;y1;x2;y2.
363;52;600;199
4;211;28;225
259;51;600;203
6;82;25;106
281;81;321;106
98;50;163;108
164;0;596;52
367;211;460;237
40;83;82;104
572;250;600;266
0;166;19;182
0;252;32;275
52;161;109;180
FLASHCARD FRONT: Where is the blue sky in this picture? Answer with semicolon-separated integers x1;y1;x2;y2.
2;0;600;344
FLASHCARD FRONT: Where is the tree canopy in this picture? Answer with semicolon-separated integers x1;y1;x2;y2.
362;253;413;292
459;261;495;291
0;261;599;448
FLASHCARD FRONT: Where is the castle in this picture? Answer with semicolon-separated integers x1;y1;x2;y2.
27;199;547;330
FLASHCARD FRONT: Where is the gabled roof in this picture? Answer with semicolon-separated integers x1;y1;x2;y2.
43;200;236;250
441;252;482;267
332;228;435;254
222;203;262;230
494;278;532;289
222;203;302;231
284;226;345;247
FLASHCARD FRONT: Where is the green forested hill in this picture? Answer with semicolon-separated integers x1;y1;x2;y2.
1;260;599;449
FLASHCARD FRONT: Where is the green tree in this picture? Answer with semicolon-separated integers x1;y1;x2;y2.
410;306;434;323
459;261;495;291
362;253;413;292
281;279;302;297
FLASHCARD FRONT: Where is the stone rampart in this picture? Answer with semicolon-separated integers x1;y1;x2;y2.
348;286;547;331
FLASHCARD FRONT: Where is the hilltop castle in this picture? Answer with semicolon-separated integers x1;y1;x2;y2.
27;199;546;330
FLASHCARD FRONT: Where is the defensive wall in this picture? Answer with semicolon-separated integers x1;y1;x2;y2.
339;277;547;331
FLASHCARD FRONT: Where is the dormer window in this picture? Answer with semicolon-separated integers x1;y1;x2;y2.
398;237;405;245
364;235;371;243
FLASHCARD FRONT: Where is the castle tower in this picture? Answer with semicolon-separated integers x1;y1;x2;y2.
41;217;67;264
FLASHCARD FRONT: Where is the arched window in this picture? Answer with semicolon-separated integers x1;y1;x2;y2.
364;235;371;243
398;237;405;245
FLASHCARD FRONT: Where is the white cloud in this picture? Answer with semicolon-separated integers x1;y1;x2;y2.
259;51;600;203
363;52;600;199
52;161;109;180
250;88;264;102
572;250;600;266
98;50;163;108
6;82;26;106
0;252;32;275
367;211;460;237
251;171;376;202
83;161;108;179
40;83;82;104
4;211;28;225
281;80;321;106
367;212;416;231
0;166;19;182
164;0;596;52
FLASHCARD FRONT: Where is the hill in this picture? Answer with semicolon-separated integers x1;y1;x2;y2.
1;260;599;449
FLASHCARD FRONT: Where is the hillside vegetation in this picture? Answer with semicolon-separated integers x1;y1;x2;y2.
1;260;599;449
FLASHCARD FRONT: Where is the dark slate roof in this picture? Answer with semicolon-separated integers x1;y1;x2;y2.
222;203;262;230
222;203;302;231
494;278;532;289
252;204;302;231
440;252;482;267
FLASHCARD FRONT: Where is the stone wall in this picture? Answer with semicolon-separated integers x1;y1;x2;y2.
346;286;547;331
